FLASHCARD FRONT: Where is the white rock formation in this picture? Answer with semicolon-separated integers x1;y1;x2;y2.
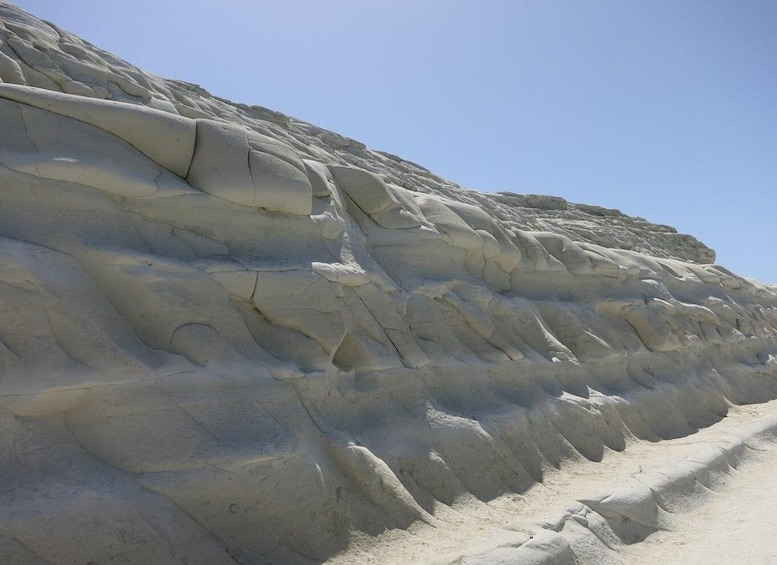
0;2;775;564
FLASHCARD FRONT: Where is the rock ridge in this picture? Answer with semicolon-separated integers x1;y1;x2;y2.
0;1;713;264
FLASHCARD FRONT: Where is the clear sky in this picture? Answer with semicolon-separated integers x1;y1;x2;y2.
13;1;777;283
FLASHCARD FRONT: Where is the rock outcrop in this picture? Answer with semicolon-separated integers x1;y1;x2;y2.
0;2;775;564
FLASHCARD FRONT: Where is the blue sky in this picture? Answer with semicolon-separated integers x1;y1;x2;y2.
14;1;777;283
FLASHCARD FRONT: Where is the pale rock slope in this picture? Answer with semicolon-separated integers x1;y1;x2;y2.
0;2;776;564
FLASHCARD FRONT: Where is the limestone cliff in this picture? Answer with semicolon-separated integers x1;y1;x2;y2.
0;2;775;564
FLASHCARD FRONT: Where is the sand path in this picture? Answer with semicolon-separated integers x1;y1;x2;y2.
330;398;777;564
622;431;777;565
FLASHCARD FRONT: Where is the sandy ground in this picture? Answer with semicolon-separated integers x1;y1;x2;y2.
329;399;777;564
623;432;777;565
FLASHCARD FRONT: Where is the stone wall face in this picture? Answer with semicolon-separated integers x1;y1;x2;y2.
0;3;775;564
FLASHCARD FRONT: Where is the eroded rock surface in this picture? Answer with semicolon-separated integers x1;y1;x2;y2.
0;2;775;564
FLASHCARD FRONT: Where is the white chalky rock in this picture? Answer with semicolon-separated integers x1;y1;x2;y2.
0;82;196;176
0;3;776;565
